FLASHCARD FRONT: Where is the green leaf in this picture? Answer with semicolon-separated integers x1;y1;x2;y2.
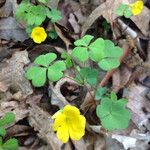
34;15;46;26
86;69;99;85
47;9;62;23
74;35;94;47
51;61;66;71
111;92;117;101
75;67;89;84
0;112;15;127
48;29;58;39
26;66;47;87
116;3;128;16
124;7;132;18
29;5;46;26
75;67;98;85
0;137;2;146
34;53;57;67
25;26;33;36
72;47;89;62
15;0;31;22
0;127;6;137
95;87;108;100
89;38;105;62
104;41;122;57
26;12;35;25
2;138;18;150
48;61;66;81
96;97;131;131
104;40;114;49
61;52;73;68
98;58;120;71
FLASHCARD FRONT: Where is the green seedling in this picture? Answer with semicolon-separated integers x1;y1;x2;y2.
0;112;18;150
26;53;66;87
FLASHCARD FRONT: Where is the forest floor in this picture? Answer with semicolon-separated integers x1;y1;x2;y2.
0;0;150;150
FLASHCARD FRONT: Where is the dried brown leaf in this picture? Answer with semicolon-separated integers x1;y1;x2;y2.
28;105;63;150
0;50;33;98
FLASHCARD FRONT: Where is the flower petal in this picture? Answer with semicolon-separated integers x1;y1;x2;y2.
52;109;63;119
53;113;66;131
69;115;86;140
57;123;69;143
63;105;80;118
33;36;42;44
130;1;143;15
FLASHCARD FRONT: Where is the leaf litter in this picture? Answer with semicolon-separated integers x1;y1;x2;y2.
0;0;150;149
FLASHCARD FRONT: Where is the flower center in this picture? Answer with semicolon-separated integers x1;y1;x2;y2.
35;32;41;36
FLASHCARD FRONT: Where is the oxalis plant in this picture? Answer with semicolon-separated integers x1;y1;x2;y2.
26;35;131;131
0;112;18;150
116;0;144;18
16;0;61;38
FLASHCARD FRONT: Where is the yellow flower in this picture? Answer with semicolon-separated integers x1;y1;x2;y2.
52;105;86;143
31;27;47;44
130;0;143;15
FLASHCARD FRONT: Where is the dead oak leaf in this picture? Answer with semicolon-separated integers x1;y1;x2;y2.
0;50;33;98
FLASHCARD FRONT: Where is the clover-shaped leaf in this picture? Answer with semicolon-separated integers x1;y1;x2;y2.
26;5;47;26
72;47;89;62
26;66;47;87
96;93;131;131
89;38;105;62
98;58;120;70
74;35;94;47
116;3;127;16
72;35;122;70
124;7;132;18
89;39;122;71
34;53;57;67
26;53;66;87
72;35;94;62
47;9;62;23
116;3;132;18
2;138;18;150
48;61;66;81
0;112;15;127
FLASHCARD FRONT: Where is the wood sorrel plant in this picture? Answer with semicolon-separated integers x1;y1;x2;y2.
26;35;131;133
16;0;61;40
0;112;18;150
116;0;144;18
